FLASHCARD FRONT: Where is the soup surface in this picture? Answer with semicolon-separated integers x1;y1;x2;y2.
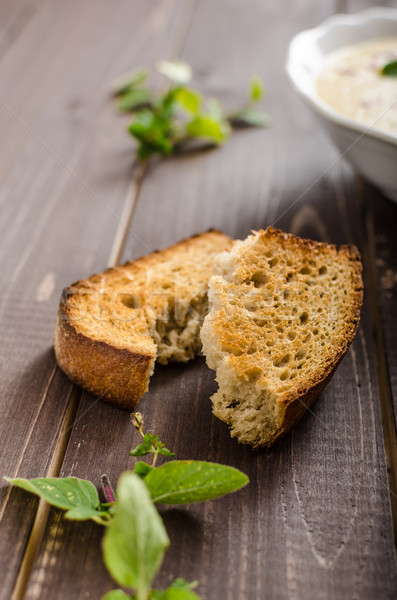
316;37;397;135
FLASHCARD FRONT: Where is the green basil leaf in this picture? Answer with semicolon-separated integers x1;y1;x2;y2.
118;88;153;112
5;476;100;514
381;60;397;77
102;590;132;600
229;107;270;128
186;116;229;143
175;88;202;113
144;461;249;504
157;61;192;84
133;462;154;479
249;76;265;102
114;69;149;96
103;472;169;595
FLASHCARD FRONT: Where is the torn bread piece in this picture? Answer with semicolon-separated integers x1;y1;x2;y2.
54;230;233;409
200;227;363;449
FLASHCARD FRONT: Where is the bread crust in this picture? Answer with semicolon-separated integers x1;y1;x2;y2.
55;301;155;409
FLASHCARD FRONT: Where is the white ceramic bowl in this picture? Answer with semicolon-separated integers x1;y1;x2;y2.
286;7;397;201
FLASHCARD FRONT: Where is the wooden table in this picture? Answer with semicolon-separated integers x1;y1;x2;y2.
1;0;397;598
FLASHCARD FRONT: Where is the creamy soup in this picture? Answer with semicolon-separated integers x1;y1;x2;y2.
316;37;397;135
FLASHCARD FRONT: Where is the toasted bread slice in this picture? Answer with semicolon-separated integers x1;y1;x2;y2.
54;231;233;409
200;227;363;449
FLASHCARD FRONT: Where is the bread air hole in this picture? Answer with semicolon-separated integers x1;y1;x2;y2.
280;369;290;381
252;271;268;288
319;266;327;275
300;266;311;275
295;348;306;361
246;367;262;383
273;353;291;367
300;312;308;324
120;294;141;309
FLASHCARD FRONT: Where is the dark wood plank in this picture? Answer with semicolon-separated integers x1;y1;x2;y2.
26;0;396;599
0;0;184;597
368;192;397;430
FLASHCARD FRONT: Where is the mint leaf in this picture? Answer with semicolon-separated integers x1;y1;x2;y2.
144;461;249;504
102;590;132;600
157;61;192;84
4;476;109;523
186;116;229;143
118;88;153;112
114;69;149;96
103;472;169;597
134;462;154;479
381;60;397;76
249;76;264;102
229;107;270;128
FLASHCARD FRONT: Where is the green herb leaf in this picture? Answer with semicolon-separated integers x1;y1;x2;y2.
381;60;397;77
152;588;201;600
229;107;270;128
174;88;202;113
4;476;109;523
158;447;175;457
157;61;192;84
114;69;149;96
118;88;153;112
130;433;175;459
102;590;132;600
103;472;169;597
186;116;229;144
151;580;200;599
134;462;154;479
249;76;265;102
144;461;249;504
130;434;156;457
128;111;173;159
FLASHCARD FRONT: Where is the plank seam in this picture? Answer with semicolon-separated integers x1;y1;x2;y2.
10;387;81;600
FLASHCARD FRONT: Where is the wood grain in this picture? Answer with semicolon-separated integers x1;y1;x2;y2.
24;0;397;599
0;0;184;597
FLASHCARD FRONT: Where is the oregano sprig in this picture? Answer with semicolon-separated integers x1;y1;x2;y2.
113;60;269;160
5;413;248;600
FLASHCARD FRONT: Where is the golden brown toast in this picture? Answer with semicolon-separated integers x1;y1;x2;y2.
200;227;363;448
54;231;233;409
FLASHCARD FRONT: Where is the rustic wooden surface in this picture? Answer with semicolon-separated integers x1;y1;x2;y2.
1;0;397;599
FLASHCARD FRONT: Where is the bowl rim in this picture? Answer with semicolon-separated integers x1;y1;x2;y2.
286;6;397;148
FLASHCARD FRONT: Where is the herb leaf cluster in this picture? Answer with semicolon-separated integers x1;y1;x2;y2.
5;413;248;600
113;61;269;160
380;60;397;77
